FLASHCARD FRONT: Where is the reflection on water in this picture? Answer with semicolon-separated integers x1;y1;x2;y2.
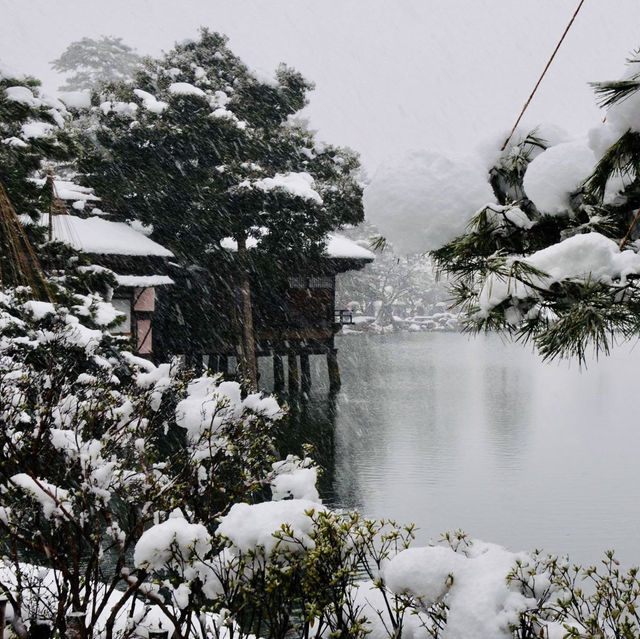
260;333;640;565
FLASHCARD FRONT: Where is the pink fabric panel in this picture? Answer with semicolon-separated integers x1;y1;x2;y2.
134;287;156;312
137;318;153;354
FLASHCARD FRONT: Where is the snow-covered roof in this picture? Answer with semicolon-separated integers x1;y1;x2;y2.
219;232;374;261
44;215;173;257
31;178;100;203
114;274;174;287
326;233;374;260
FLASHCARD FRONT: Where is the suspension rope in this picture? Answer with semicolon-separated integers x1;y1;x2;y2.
501;0;586;151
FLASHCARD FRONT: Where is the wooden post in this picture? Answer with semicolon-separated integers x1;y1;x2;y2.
219;355;228;377
300;353;311;394
288;352;299;394
273;353;284;393
65;612;85;639
327;348;341;393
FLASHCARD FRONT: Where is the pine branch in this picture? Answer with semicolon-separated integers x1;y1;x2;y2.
590;79;640;109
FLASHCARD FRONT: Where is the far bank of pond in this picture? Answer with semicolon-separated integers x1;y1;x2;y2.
259;331;640;566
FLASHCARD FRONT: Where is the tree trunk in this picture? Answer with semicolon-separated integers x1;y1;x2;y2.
236;235;258;390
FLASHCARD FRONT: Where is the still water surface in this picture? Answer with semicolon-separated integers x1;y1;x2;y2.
261;332;640;566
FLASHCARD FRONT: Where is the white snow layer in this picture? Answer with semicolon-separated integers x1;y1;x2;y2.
168;82;207;98
479;232;640;313
10;474;70;519
44;215;173;257
383;542;531;639
59;90;92;109
21;121;55;139
217;499;324;554
252;171;323;204
220;232;373;260
134;515;211;570
325;233;374;259
270;455;320;502
175;377;282;444
133;89;168;114
364;149;494;254
114;274;174;287
523;139;596;215
5;85;40;107
31;177;99;202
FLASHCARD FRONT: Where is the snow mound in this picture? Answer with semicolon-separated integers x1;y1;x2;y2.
134;515;211;570
217;499;324;554
253;172;323;204
133;89;168;113
169;82;206;98
364;149;493;254
479;232;640;313
523;139;596;215
383;542;532;639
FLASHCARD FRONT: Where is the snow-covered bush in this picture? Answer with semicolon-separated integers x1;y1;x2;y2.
0;285;286;639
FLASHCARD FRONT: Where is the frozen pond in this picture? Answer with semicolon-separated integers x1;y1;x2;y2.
264;332;640;566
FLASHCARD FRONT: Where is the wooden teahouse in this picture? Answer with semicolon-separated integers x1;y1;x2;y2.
40;179;174;357
187;232;374;393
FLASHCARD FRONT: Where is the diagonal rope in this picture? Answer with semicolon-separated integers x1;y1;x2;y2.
0;182;54;302
501;0;586;151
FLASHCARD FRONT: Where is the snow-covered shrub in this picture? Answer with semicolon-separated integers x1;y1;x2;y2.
0;286;285;639
508;549;640;639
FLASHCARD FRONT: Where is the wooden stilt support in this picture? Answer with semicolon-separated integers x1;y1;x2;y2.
288;352;299;394
273;352;284;393
327;348;341;393
219;355;228;377
300;353;311;395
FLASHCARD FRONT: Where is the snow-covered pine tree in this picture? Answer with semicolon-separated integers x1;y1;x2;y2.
0;66;84;298
0;67;74;217
432;51;640;363
51;36;142;92
75;29;364;387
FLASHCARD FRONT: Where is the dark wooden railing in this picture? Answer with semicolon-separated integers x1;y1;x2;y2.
334;309;354;325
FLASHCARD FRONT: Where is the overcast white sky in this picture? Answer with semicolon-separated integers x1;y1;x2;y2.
2;0;640;172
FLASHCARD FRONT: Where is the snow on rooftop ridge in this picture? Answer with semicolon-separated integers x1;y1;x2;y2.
114;274;174;287
326;233;374;260
45;215;173;257
219;232;373;260
31;177;100;202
